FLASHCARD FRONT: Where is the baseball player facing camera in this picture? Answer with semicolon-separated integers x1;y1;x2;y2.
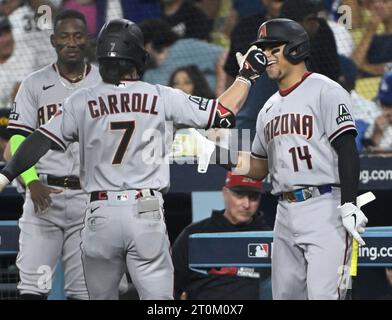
0;19;267;299
199;18;374;300
4;10;101;300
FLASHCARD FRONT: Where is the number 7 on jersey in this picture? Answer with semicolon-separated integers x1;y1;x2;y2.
110;121;135;165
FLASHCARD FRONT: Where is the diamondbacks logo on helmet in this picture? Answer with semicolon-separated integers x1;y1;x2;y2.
259;24;267;39
252;18;310;65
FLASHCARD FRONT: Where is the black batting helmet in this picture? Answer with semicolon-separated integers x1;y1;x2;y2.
96;19;148;74
251;18;310;65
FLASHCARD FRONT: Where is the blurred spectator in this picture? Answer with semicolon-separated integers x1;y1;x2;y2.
194;0;221;21
223;1;282;143
220;0;266;39
172;171;271;300
281;0;342;82
4;0;60;70
365;71;392;154
327;18;355;58
328;0;364;29
169;65;215;98
322;0;357;58
0;12;35;109
139;19;178;70
167;65;224;156
63;0;97;36
232;0;266;19
143;37;226;96
194;0;232;47
0;108;11;161
339;55;378;151
161;0;212;40
95;0;161;32
224;0;283;86
352;0;392;76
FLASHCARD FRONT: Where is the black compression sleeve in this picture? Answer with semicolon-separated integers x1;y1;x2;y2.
331;132;359;205
1;131;52;182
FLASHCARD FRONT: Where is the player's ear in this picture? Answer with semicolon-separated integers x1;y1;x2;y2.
50;34;56;48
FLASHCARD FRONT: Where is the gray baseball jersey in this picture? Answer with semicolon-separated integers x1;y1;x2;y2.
251;72;357;300
251;72;357;195
8;64;100;176
7;63;101;299
39;82;217;193
38;81;217;299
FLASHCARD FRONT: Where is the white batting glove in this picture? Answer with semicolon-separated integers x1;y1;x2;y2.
236;45;267;85
0;173;10;193
338;192;375;246
189;129;216;174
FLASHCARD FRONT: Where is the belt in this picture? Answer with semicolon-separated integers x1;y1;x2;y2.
279;185;332;203
90;189;155;202
46;175;81;190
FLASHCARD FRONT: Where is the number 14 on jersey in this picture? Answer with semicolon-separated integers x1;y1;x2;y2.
289;145;313;172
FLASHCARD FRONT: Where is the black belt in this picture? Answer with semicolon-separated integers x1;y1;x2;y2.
90;189;155;202
46;175;81;190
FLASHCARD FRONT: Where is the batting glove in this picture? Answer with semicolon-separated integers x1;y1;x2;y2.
0;173;10;193
338;192;375;246
236;45;268;85
190;128;216;174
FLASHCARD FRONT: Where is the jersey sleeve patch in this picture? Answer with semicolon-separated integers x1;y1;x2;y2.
9;102;19;121
335;104;353;125
188;95;210;111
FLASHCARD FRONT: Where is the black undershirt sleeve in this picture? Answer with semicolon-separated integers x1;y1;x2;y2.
331;131;359;205
1;131;53;182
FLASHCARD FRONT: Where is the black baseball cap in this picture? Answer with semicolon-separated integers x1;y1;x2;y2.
0;12;11;31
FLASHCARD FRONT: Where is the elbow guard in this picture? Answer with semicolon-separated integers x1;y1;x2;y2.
211;103;236;129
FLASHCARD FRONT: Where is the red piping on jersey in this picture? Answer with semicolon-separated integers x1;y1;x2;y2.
328;124;356;142
207;100;217;128
37;127;67;151
279;72;312;97
7;123;35;133
52;63;92;83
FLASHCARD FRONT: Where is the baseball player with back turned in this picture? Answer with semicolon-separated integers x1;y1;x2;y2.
5;10;101;300
198;18;375;300
0;19;267;300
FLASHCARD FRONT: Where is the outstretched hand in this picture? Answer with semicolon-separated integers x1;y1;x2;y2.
0;173;10;193
236;45;268;84
28;180;63;214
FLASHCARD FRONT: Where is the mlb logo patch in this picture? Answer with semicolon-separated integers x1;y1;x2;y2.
248;243;269;258
117;194;128;201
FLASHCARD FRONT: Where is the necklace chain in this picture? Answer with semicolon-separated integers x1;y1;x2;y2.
54;63;88;90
